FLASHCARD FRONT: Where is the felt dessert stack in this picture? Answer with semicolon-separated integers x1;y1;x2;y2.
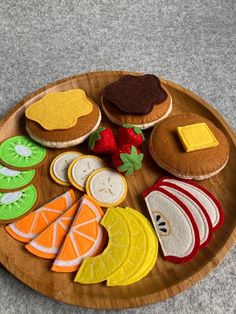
0;135;47;222
25;89;102;148
149;113;230;179
101;74;172;129
143;176;224;263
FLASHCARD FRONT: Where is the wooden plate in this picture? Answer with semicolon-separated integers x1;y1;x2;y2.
0;71;235;309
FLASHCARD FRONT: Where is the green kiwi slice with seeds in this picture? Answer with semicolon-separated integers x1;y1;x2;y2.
0;162;35;191
0;185;37;221
0;135;46;169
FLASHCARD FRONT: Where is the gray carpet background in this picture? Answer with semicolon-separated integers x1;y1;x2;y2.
0;1;235;313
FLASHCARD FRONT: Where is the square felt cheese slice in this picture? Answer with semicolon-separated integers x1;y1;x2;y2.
177;122;219;152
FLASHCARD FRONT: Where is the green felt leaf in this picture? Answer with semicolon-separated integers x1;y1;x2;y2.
123;124;144;138
118;146;143;175
88;127;105;149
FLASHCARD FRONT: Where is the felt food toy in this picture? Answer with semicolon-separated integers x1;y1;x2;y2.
50;151;82;186
51;195;105;272
112;144;144;175
26;201;80;259
25;89;93;130
0;162;35;192
86;168;127;207
26;92;102;149
88;127;117;154
143;176;224;263
74;207;158;286
118;124;145;147
0;185;37;223
101;74;172;130
177;123;219;152
0;135;47;169
5;189;77;242
68;155;106;191
149;113;230;179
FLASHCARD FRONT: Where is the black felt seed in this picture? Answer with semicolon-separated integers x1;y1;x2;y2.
160;228;167;233
156;215;161;222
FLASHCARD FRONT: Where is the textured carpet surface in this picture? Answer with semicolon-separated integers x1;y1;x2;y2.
0;1;235;313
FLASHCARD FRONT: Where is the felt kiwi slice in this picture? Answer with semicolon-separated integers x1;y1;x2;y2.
0;162;35;191
0;135;46;169
0;185;37;221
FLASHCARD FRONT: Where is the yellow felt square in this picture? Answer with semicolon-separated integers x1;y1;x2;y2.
177;123;219;152
25;89;93;130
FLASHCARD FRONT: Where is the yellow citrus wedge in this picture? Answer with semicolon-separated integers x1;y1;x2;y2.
74;207;131;284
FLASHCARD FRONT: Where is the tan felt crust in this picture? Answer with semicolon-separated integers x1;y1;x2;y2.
149;113;230;179
26;97;101;142
101;86;172;129
26;111;101;148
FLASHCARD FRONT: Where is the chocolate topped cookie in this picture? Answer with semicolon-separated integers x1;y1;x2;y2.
103;74;167;115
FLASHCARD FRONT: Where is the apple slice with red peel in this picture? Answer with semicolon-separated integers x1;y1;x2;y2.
143;186;200;263
157;181;213;248
159;177;224;231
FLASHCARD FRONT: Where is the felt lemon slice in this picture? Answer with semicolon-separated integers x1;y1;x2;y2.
86;168;127;207
74;207;131;284
107;207;158;286
50;151;82;186
25;89;93;130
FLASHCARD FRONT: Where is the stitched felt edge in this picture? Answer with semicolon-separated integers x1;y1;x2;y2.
159;176;224;231
156;181;213;247
143;186;200;263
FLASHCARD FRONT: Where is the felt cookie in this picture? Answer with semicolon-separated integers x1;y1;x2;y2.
25;89;93;130
0;185;37;223
26;96;101;148
0;135;47;170
26;201;80;259
0;162;36;192
160;177;224;231
106;207;158;287
86;168;127;207
74;207;158;285
103;75;168;114
51;195;106;272
5;189;77;242
50;151;82;186
149;113;230;179
101;76;172;130
143;186;200;263
68;155;106;191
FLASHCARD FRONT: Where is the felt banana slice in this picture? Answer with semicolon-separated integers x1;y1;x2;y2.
50;151;82;186
68;155;106;191
25;89;93;130
86;168;127;207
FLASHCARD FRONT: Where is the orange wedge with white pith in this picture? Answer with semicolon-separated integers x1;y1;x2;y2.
25;200;80;259
52;195;106;273
5;190;77;243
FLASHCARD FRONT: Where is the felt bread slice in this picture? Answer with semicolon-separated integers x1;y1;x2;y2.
149;113;230;179
26;97;101;148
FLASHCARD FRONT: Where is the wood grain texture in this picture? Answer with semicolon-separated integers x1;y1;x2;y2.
0;71;235;309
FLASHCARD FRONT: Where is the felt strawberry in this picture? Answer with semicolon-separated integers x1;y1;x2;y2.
112;144;144;175
118;124;145;147
88;127;117;154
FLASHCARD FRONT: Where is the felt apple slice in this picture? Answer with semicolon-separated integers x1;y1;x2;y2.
158;182;213;248
143;186;200;263
159;177;224;231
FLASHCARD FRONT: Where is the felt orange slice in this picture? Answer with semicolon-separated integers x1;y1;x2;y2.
51;195;105;272
5;190;77;243
25;200;80;259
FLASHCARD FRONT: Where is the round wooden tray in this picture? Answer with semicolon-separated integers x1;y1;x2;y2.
0;71;235;309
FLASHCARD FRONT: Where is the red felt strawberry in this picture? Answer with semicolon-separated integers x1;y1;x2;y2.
88;127;117;154
112;144;144;175
118;124;145;147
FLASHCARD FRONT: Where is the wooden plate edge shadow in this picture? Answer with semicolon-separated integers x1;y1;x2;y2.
0;70;235;310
